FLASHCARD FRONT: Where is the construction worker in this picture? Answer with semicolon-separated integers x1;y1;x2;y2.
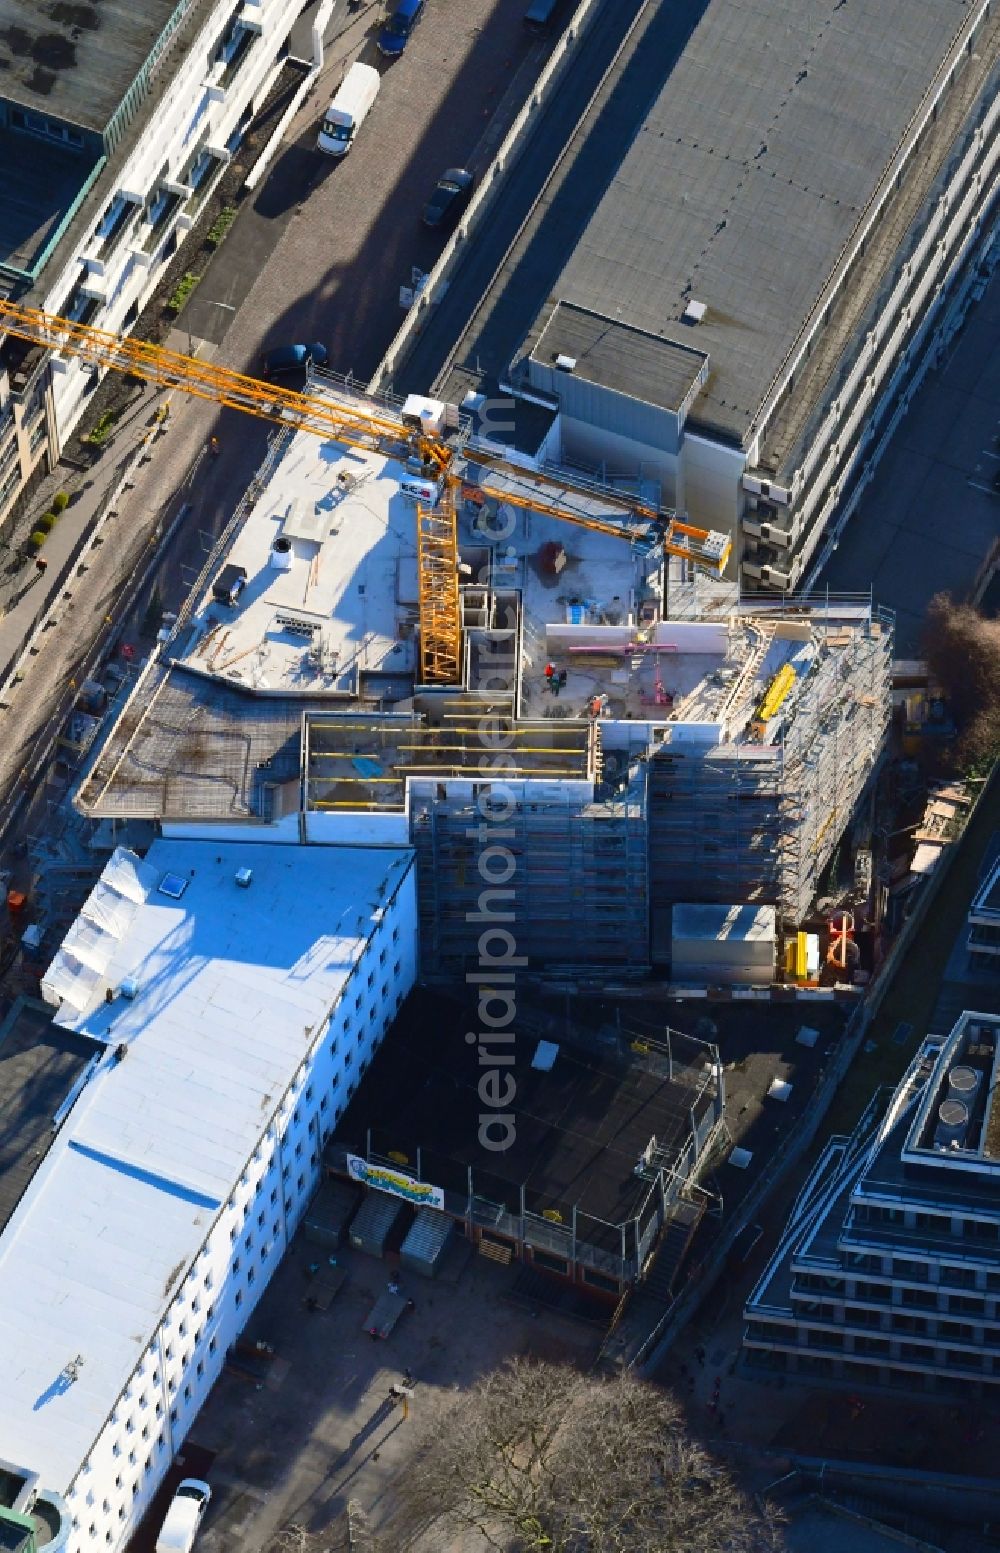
208;435;220;457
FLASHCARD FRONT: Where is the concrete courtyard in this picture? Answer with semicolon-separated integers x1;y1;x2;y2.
129;1229;601;1552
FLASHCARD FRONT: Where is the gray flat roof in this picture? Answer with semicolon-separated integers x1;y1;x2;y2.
444;0;986;448
0;130;97;273
0;0;181;133
531;303;707;414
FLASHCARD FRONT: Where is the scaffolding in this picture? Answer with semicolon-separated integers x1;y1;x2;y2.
649;601;893;925
411;772;649;975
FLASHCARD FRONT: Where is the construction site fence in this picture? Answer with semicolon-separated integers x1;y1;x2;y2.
634;759;997;1374
328;1093;717;1284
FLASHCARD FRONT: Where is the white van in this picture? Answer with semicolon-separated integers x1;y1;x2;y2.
155;1479;211;1553
317;62;381;156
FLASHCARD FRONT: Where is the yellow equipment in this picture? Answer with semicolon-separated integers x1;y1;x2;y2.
0;300;732;685
753;662;797;732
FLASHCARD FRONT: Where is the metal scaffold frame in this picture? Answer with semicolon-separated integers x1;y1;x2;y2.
411;774;650;976
649;601;893;925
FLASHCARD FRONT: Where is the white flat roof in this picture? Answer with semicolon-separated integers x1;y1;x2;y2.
0;839;412;1494
180;434;421;694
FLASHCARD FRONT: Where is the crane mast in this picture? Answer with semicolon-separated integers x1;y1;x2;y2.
0;301;732;685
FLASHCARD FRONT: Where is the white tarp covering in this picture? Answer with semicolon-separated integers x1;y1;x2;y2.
60;913;118;973
40;848;157;1013
41;949;103;1012
82;879;141;939
102;847;158;904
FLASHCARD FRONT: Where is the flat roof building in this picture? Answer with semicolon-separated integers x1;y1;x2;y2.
397;0;1000;594
744;1011;1000;1395
0;838;417;1551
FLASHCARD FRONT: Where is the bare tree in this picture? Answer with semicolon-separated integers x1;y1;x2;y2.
389;1358;781;1553
923;594;1000;772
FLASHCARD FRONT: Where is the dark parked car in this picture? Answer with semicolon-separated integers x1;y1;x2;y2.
261;342;328;377
378;0;424;57
524;0;563;32
422;168;475;230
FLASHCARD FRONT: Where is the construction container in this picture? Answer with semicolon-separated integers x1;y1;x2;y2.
304;1177;363;1249
670;903;776;985
399;1206;453;1278
349;1192;406;1259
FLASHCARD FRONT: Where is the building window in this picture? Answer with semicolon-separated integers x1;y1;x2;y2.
10;108;84;147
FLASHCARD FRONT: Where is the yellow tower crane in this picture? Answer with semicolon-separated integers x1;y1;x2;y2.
0;301;733;684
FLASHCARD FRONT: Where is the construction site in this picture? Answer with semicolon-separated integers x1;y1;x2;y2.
50;361;895;982
325;988;725;1298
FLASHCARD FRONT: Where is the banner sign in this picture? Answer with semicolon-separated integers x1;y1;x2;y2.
346;1153;444;1210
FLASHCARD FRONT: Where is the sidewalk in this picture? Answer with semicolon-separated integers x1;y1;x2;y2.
0;386;169;692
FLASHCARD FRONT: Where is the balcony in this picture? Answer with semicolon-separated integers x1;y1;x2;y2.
139;191;186;256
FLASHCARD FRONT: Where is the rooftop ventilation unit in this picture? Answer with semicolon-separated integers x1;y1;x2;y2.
554;354;577;372
683;299;708;325
235;867;253;889
157;872;189;900
270;535;293;572
934;1098;969;1150
949;1065;980;1102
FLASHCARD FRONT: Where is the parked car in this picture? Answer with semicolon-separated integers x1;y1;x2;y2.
422;168;475;230
316;61;381;156
524;0;563;32
378;0;424;57
261;342;328;377
155;1479;212;1553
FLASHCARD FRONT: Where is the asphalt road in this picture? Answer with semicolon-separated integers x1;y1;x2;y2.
817;258;1000;653
393;0;656;398
185;0;541;381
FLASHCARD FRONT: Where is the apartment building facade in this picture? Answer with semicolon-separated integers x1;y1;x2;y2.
0;0;316;524
744;1011;1000;1394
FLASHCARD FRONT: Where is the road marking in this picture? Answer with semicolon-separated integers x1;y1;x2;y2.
967;478;998;495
